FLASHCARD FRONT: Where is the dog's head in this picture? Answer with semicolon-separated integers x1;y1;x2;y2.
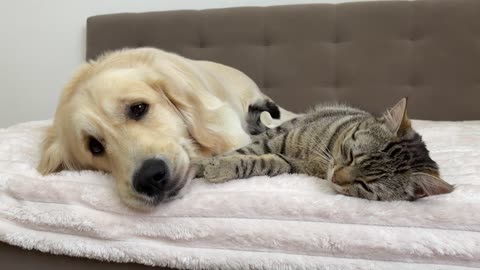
37;49;233;210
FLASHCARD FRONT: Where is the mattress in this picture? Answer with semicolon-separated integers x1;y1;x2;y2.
0;119;479;270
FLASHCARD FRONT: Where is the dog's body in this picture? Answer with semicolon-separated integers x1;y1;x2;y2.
38;47;296;209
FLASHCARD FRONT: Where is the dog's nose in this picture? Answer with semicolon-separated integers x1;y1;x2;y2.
133;159;170;197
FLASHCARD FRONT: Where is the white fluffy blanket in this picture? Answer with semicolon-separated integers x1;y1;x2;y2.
0;120;479;270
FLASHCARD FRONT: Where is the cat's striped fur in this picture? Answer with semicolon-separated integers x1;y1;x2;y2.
196;98;454;201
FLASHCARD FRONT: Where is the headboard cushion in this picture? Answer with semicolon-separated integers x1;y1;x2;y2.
87;0;480;120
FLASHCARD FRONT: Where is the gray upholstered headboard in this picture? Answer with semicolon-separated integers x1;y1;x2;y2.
86;0;480;120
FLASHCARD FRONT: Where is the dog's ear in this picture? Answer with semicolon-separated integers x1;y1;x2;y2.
148;61;234;154
37;125;65;175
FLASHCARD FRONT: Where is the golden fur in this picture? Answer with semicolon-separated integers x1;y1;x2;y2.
37;47;292;209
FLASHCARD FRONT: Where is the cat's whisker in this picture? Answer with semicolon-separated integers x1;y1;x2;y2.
315;139;333;158
308;137;333;160
313;152;331;162
290;142;331;162
303;133;333;159
305;138;332;160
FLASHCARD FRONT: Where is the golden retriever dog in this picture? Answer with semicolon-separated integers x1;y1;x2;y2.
37;47;295;209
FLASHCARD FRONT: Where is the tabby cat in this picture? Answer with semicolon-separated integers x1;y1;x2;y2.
195;98;454;201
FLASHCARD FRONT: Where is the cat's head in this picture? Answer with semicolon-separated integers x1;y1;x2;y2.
327;98;454;201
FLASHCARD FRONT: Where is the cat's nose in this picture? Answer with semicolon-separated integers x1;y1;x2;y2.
332;167;356;186
331;175;337;184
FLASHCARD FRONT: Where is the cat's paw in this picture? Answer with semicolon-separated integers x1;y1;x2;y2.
201;158;238;183
192;157;210;179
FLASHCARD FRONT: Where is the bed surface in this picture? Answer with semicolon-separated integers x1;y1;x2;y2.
1;120;480;269
2;0;480;269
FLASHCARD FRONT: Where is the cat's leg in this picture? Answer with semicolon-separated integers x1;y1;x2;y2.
197;154;295;183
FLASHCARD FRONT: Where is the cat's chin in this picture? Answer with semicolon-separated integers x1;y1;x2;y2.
330;182;351;196
326;169;352;197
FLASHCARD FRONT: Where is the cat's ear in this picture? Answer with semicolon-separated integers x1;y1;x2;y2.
382;97;411;136
411;173;454;199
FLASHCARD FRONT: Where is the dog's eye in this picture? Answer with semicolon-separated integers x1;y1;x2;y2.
128;102;149;120
88;137;104;156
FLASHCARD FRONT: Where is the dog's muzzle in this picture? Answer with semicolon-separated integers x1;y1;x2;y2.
133;158;170;197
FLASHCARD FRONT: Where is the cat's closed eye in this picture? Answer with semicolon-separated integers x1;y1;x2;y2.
347;150;354;165
354;180;372;193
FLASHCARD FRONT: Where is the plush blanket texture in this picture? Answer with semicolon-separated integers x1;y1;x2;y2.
0;120;479;270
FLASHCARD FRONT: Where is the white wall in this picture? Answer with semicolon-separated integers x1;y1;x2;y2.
0;0;383;127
